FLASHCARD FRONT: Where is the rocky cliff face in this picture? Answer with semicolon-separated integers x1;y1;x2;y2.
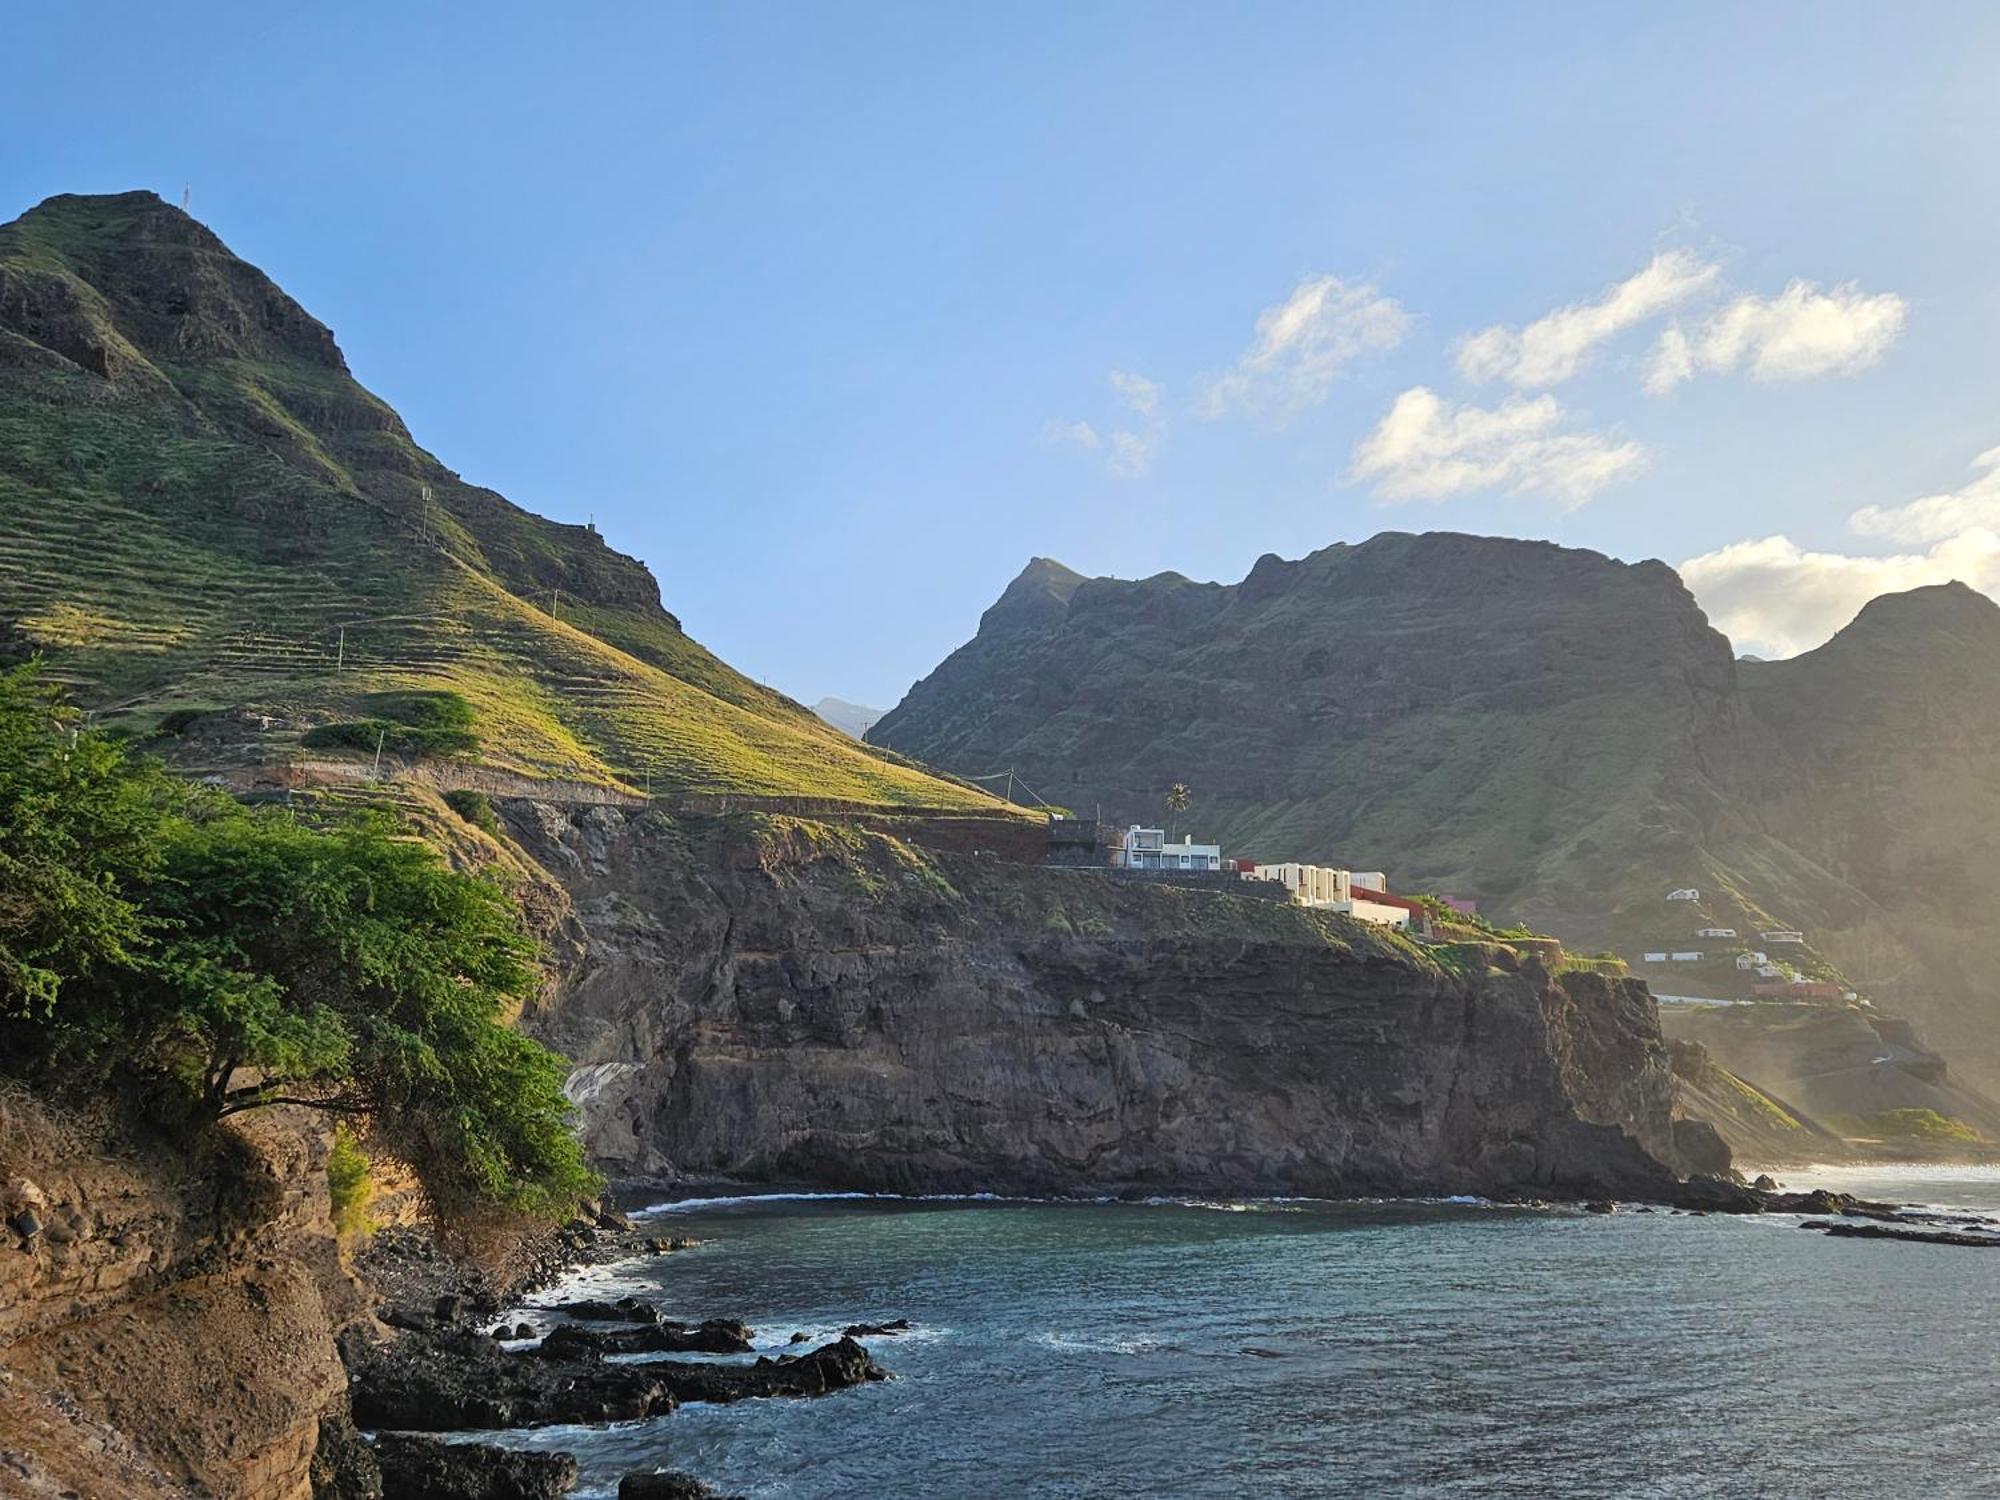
872;534;2000;1102
0;1100;357;1499
507;803;1718;1200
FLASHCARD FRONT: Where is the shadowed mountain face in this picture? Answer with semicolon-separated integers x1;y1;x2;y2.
0;191;1000;810
874;538;2000;1094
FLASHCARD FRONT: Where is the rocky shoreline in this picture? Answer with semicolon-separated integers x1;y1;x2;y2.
326;1203;899;1500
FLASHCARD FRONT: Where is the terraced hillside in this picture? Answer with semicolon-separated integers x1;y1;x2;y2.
0;190;1006;809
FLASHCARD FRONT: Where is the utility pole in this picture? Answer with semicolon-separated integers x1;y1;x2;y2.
336;626;345;669
551;587;562;620
371;726;386;781
1004;768;1016;805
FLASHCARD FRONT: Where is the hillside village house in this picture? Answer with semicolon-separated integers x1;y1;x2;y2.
1250;862;1410;930
1761;929;1805;944
1666;888;1700;902
1696;927;1737;938
1114;826;1222;872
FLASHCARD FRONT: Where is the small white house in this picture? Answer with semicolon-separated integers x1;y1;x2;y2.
1115;826;1221;872
1643;952;1668;963
1254;862;1351;906
1666;888;1700;902
1734;951;1769;971
1696;927;1737;939
1761;929;1805;944
1669;951;1704;962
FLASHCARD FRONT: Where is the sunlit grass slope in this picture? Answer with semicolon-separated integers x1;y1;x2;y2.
0;190;1009;809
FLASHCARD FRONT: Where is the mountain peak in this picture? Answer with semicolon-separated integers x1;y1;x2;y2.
1827;580;2000;655
981;556;1086;633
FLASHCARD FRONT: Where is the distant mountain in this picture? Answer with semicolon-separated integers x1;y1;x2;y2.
0;191;1000;812
812;696;886;739
874;533;2000;1101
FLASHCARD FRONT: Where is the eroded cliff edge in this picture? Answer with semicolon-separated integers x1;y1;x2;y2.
507;804;1726;1201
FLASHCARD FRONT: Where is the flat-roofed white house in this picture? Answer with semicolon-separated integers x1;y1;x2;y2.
1250;863;1408;929
1735;951;1769;970
1669;951;1704;961
1643;952;1669;963
1115;826;1221;872
1666;888;1700;902
1696;927;1737;938
1761;929;1805;944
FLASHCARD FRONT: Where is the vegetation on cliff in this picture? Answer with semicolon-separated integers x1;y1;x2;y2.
0;665;595;1216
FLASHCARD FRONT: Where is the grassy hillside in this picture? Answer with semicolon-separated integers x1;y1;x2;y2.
0;190;1010;811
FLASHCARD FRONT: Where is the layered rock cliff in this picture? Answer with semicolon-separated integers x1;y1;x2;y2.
0;1099;357;1499
508;804;1720;1200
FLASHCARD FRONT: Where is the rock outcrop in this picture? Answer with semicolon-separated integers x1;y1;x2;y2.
0;1099;359;1499
511;804;1714;1200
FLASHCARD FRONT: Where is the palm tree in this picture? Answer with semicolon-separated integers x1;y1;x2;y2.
1165;783;1191;842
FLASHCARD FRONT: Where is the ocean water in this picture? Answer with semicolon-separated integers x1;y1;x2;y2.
484;1168;2000;1498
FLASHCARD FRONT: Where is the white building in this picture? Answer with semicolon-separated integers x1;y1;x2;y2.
1666;888;1700;902
1250;863;1407;929
1761;929;1805;944
1643;952;1668;963
1696;927;1737;938
1115;826;1221;872
1669;951;1704;962
1734;951;1769;971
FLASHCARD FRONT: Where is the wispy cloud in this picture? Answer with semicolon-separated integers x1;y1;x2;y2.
1043;370;1167;478
1849;446;2000;544
1350;386;1648;509
1682;444;2000;655
1457;250;1719;388
1645;280;1907;394
1197;274;1409;424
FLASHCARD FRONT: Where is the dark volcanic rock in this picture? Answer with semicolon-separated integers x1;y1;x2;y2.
548;1296;662;1324
1815;1222;2000;1249
538;1317;754;1358
843;1319;911;1337
373;1434;578;1499
349;1330;676;1431
632;1337;887;1403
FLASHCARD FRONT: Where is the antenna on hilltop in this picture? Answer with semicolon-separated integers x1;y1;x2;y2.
180;185;191;213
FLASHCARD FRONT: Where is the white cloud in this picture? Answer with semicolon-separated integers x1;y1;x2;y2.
1349;386;1648;509
1681;530;2000;658
1849;446;2000;544
1040;418;1101;450
1044;370;1166;478
1109;370;1162;419
1197;274;1409;423
1645;280;1907;393
1683;443;2000;656
1457;250;1719;388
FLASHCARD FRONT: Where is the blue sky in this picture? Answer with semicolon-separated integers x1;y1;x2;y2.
8;3;2000;704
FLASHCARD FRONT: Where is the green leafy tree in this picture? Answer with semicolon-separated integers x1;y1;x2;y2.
0;664;596;1218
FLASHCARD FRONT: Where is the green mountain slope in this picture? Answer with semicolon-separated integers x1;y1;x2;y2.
0;190;1002;810
874;533;2000;1103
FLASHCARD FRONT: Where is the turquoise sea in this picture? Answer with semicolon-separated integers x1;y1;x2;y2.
482;1166;2000;1498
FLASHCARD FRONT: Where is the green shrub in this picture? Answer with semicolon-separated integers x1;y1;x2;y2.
0;665;596;1220
444;789;502;836
328;1123;376;1237
301;689;480;758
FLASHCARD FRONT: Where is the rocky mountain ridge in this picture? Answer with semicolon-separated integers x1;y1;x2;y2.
873;536;2000;1103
